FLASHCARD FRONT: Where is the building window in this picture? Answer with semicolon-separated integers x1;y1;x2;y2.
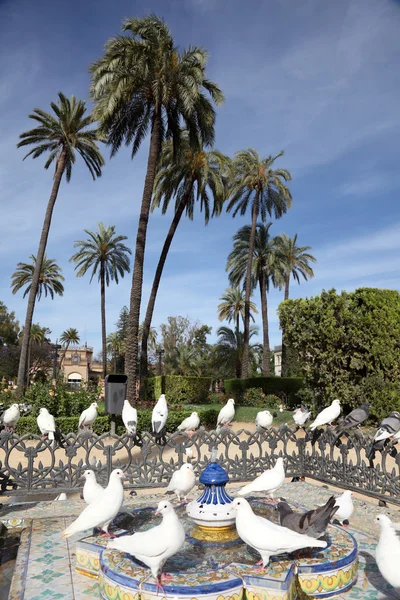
68;372;82;389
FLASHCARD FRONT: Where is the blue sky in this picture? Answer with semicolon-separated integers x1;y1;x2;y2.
1;0;400;356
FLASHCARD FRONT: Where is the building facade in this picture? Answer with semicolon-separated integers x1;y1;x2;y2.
60;345;103;388
274;345;282;376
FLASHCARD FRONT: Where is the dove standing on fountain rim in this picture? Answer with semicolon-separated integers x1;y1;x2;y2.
375;514;400;592
216;398;235;432
333;490;354;525
107;500;185;595
152;394;168;442
309;399;341;430
177;412;200;436
82;469;105;504
122;399;137;437
277;496;338;538
255;410;273;430
2;404;20;432
79;402;98;430
231;497;327;569
37;407;64;447
61;469;125;538
367;411;400;460
335;402;370;435
293;405;311;428
237;457;285;500
165;463;196;502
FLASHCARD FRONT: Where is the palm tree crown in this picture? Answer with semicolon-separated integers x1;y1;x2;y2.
274;233;316;300
217;286;257;332
59;328;80;369
11;254;64;301
216;325;260;379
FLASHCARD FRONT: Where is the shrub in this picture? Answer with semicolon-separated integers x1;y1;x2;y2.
224;377;303;406
144;375;212;404
264;394;281;409
207;393;228;404
241;388;266;407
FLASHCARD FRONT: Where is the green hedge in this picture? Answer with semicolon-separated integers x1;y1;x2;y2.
144;375;212;404
224;377;303;407
14;407;219;436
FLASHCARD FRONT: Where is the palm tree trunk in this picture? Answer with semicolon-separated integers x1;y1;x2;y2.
59;342;70;370
236;314;240;335
17;150;67;394
139;187;192;387
259;273;270;376
281;275;290;376
113;352;117;374
100;263;107;379
27;341;31;387
125;112;162;404
242;193;259;378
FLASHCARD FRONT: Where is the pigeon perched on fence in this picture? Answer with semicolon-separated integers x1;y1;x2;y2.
277;496;338;538
293;405;311;428
2;404;20;432
107;500;185;595
237;457;285;500
335;403;370;437
82;470;105;504
309;399;341;431
61;469;125;538
255;410;273;430
375;514;400;592
165;463;196;502
152;394;168;444
333;490;354;525
231;497;327;569
37;408;65;448
79;402;98;430
177;412;200;436
122;400;137;437
367;411;400;460
216;398;235;432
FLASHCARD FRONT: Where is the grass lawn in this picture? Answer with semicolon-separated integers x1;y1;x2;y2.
186;403;293;425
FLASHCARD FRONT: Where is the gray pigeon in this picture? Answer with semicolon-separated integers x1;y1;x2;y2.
367;411;400;460
335;403;370;436
277;496;338;538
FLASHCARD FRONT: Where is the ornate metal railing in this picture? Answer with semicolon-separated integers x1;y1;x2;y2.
0;426;399;505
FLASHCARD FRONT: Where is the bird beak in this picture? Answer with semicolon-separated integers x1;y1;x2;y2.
155;508;160;516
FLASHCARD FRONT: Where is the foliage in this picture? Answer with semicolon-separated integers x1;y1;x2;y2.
278;287;400;420
11;254;65;300
144;375;212;404
274;233;316;297
59;328;80;368
239;388;281;408
0;301;20;346
217;286;258;331
160;316;213;376
224;376;303;406
215;325;261;379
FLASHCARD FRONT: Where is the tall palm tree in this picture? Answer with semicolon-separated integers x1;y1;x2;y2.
216;325;260;378
90;14;224;403
227;149;292;378
140;134;229;380
217;286;258;334
70;223;131;378
59;328;80;368
11;254;65;300
106;332;125;373
274;233;316;376
19;324;49;384
16;93;104;392
227;223;280;375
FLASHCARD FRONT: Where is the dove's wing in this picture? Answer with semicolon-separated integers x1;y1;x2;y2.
79;409;88;427
111;526;173;558
38;412;55;432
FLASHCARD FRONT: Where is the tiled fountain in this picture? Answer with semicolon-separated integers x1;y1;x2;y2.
76;456;359;600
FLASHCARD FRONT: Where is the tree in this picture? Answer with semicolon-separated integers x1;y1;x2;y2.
11;254;64;300
59;328;80;368
215;325;260;379
116;306;130;341
16;92;104;393
278;288;400;420
139;134;229;381
106;332;125;373
90;14;224;403
0;301;20;346
227;149;292;378
217;286;258;333
275;233;316;375
227;223;279;375
159;316;212;376
21;323;52;384
70;222;131;378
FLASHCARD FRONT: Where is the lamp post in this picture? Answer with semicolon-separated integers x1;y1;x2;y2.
156;348;165;376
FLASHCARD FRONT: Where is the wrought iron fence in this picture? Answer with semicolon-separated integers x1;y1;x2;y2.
0;426;399;505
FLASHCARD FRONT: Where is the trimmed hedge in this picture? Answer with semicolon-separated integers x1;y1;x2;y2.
224;377;303;407
14;407;219;436
144;375;212;404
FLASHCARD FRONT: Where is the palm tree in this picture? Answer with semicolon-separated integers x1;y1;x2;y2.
215;325;260;378
227;223;280;375
19;323;49;384
227;149;292;378
140;134;229;380
11;254;65;301
16;93;104;392
217;286;258;334
274;233;316;376
70;223;131;378
106;332;125;373
90;14;224;402
59;328;80;368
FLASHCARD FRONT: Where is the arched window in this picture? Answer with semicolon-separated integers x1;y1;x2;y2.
68;372;82;389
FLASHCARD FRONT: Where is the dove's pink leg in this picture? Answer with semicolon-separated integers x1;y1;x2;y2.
100;531;116;538
187;431;194;438
155;578;166;595
161;573;173;581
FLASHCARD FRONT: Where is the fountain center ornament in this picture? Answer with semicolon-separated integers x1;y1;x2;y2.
186;448;239;543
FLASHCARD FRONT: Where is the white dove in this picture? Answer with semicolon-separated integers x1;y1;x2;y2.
79;402;98;430
152;394;168;440
375;514;400;592
122;400;137;437
333;490;354;525
256;410;273;430
293;406;311;427
2;404;20;432
107;500;185;595
165;463;196;502
237;457;285;500
216;398;235;431
177;412;200;437
185;447;194;460
61;469;125;538
309;399;341;430
82;469;105;504
37;407;63;446
231;497;327;569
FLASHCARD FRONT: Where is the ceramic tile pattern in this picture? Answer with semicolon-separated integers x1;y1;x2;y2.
0;482;399;599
